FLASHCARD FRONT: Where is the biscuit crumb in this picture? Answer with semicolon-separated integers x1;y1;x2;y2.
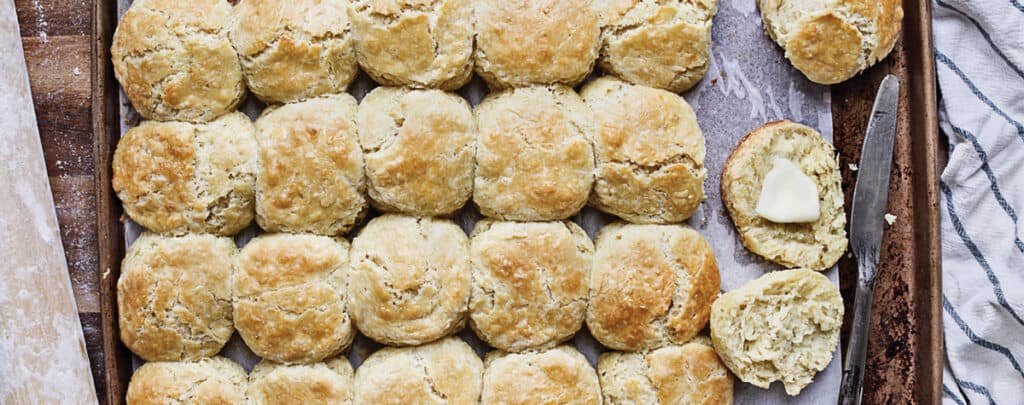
884;213;897;225
849;163;858;171
102;267;110;280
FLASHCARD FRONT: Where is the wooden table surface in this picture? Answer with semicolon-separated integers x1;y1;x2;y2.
14;0;106;401
16;1;936;404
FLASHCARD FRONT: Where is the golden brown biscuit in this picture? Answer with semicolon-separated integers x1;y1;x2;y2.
586;223;720;351
473;86;595;221
111;0;245;122
255;94;367;236
230;0;358;104
246;358;355;405
469;220;592;352
473;0;601;88
596;0;717;92
710;268;843;396
118;233;235;362
126;357;247;405
348;215;471;346
112;112;258;236
721;120;847;270
598;342;734;405
481;346;601;405
349;0;474;90
353;337;483;405
580;77;706;223
233;234;354;364
358;87;475;216
758;0;903;84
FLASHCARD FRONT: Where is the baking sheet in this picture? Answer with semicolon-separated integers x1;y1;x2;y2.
118;0;840;402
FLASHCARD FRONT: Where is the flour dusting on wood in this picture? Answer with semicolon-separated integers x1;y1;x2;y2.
0;2;96;403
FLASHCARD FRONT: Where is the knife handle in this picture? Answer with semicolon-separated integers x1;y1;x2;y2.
839;262;877;405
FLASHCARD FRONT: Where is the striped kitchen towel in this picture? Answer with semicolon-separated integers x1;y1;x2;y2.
932;0;1024;403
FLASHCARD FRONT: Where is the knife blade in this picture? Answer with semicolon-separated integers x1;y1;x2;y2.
839;74;900;405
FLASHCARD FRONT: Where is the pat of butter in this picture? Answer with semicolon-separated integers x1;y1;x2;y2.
755;157;820;223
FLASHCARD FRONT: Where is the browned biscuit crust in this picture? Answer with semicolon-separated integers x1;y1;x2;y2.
586;223;720;351
111;0;245;122
473;0;601;88
112;113;258;236
233;234;354;364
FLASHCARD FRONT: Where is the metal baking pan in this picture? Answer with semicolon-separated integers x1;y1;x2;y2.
92;0;941;402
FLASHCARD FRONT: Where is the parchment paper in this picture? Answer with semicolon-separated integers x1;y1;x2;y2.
119;0;840;402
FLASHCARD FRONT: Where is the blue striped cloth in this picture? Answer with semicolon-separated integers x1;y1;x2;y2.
933;0;1024;403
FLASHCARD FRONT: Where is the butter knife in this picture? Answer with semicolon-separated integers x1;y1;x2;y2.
839;74;900;405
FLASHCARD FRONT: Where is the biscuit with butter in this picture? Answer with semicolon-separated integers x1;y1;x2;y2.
721;120;847;270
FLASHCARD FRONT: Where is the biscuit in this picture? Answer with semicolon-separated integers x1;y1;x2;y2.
111;0;245;122
348;215;471;346
246;358;355;405
481;345;601;405
473;86;595;221
710;268;843;396
586;223;720;351
721;120;847;270
358;87;475;216
112;112;258;236
349;0;474;90
598;342;734;405
596;0;717;92
473;0;601;88
354;337;483;404
469;220;592;352
255;94;367;236
230;0;358;104
233;234;354;364
758;0;903;84
117;233;234;362
126;357;247;405
580;77;706;223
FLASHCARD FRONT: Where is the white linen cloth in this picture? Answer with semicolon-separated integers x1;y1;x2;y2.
932;0;1024;403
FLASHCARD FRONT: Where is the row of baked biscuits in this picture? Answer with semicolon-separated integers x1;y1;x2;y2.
112;0;716;122
121;219;734;404
120;218;731;403
112;78;707;237
121;220;845;401
118;218;719;362
127;339;731;405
